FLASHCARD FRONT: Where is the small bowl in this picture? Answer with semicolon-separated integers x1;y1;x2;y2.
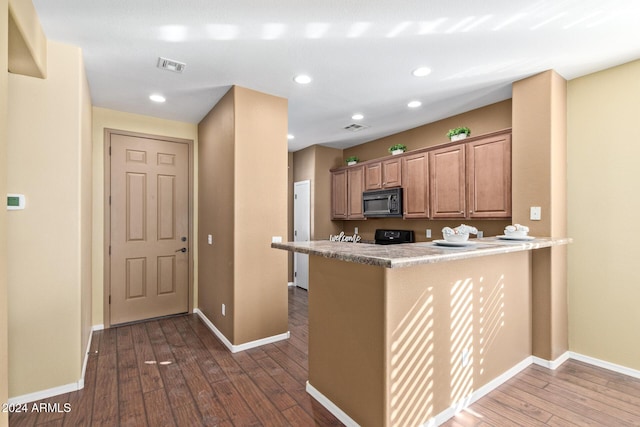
444;233;469;243
504;229;528;238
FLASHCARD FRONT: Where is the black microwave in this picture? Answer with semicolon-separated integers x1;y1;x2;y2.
363;188;403;218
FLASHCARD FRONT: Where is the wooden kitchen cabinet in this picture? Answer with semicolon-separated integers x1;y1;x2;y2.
330;129;511;221
429;144;467;218
331;166;365;220
402;152;429;218
347;166;365;219
364;158;402;190
467;133;512;218
331;169;348;219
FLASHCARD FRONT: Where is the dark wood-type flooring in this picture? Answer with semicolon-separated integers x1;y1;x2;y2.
9;287;640;426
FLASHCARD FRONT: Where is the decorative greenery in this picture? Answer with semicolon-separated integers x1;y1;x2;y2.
446;127;471;138
388;144;407;153
345;156;359;164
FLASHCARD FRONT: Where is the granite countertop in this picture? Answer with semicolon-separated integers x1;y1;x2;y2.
271;237;572;268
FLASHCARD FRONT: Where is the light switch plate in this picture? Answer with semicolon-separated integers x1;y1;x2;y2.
530;206;542;221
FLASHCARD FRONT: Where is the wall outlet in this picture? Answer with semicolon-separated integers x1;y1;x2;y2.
354;227;359;235
530;206;542;221
426;229;431;238
222;303;226;316
207;234;213;245
272;236;282;243
477;230;483;238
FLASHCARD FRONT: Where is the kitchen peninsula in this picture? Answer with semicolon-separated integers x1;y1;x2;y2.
272;236;571;427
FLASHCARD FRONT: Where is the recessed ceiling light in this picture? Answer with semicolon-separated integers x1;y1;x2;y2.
149;94;166;103
412;67;432;77
294;74;312;84
408;100;422;108
352;113;364;120
287;134;295;140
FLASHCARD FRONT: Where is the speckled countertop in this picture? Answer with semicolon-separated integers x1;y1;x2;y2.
271;237;572;268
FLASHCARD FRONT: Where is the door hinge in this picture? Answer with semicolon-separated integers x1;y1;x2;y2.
109;195;111;205
294;272;297;277
295;194;297;199
109;146;111;155
109;246;111;255
109;295;111;304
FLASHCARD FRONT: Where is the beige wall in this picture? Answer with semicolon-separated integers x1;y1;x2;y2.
292;145;343;240
310;251;531;426
567;59;640;370
7;0;46;78
198;86;288;345
233;86;288;343
1;0;9;423
344;100;512;162
198;88;235;340
336;101;513;241
92;107;198;326
7;40;92;396
512;70;568;360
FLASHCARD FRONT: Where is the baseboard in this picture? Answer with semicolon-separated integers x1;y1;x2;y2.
306;381;360;427
288;282;295;287
427;356;533;426
569;351;640;380
8;381;81;406
532;351;571;370
8;326;99;405
194;308;290;353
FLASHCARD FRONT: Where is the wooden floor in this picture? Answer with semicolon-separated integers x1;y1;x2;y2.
10;287;640;426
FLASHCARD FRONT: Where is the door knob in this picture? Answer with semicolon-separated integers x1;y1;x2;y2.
175;247;187;253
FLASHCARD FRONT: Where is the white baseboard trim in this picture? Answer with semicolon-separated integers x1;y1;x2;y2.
8;381;82;406
194;308;290;353
8;326;97;405
306;381;360;427
532;351;571;370
92;324;104;331
569;351;640;380
427;356;533;426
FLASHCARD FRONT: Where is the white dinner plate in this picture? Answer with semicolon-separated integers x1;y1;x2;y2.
433;239;476;247
497;235;535;241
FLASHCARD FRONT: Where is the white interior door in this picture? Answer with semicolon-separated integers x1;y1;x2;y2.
294;180;310;290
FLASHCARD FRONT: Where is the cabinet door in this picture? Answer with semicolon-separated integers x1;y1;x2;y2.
347;166;365;219
331;170;348;219
364;162;382;190
467;134;511;218
382;158;402;188
402;153;429;218
430;145;466;218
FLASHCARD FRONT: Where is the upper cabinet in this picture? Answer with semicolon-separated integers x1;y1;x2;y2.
364;158;402;190
467;133;512;218
331;166;365;220
402;152;429;218
347;166;365;220
429;144;466;219
330;128;512;221
331;169;348;220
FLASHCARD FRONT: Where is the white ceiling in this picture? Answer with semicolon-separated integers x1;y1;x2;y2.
32;0;640;152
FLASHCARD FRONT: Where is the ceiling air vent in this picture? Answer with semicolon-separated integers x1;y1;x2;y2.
343;123;369;132
157;57;186;73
